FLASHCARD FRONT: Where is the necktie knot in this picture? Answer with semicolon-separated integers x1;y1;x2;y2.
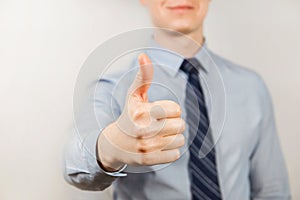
180;58;200;75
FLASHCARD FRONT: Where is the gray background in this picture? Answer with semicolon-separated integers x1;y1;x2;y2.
0;0;299;199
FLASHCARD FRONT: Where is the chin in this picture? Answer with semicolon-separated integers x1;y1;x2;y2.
172;26;193;34
165;19;198;34
154;18;201;35
168;23;194;35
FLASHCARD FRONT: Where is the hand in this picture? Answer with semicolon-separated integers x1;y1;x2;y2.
97;53;186;171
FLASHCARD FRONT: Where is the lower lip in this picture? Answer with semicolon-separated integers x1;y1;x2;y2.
168;7;193;14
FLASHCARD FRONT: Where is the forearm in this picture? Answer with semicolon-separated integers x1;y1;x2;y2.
63;129;119;191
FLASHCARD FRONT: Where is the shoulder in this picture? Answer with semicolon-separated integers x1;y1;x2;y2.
209;50;268;91
207;50;272;107
210;51;260;81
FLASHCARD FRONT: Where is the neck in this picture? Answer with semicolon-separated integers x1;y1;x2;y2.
153;28;204;58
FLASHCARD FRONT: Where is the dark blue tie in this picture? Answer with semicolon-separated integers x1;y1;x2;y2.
180;58;222;200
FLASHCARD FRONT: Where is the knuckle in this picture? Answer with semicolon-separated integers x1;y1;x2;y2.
164;100;181;115
172;118;185;133
158;137;167;150
171;101;181;115
136;139;148;152
177;105;182;116
180;118;186;132
137;146;148;153
136;138;156;153
174;150;181;160
139;154;152;165
132;108;146;121
132;125;142;137
133;126;148;139
150;102;164;114
179;134;185;147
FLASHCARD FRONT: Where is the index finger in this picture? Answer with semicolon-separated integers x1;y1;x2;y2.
150;100;181;119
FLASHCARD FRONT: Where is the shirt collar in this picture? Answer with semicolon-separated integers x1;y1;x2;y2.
144;37;211;77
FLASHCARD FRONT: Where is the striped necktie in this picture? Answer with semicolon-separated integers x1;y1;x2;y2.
180;58;222;200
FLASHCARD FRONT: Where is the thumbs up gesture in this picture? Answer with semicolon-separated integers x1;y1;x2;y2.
97;53;186;171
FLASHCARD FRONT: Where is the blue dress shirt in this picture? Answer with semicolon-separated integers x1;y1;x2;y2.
63;39;291;200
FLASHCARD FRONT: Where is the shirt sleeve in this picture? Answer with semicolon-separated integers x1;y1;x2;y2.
63;77;127;191
249;76;291;200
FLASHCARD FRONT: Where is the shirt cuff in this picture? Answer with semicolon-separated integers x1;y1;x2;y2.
100;164;128;177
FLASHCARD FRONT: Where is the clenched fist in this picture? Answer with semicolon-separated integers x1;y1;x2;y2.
97;53;186;172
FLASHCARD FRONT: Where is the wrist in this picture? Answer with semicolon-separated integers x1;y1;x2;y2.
97;152;124;172
97;125;125;172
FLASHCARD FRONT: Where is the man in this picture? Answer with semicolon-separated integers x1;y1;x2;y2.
64;0;290;199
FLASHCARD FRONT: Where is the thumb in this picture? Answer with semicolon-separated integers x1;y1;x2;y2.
128;53;154;101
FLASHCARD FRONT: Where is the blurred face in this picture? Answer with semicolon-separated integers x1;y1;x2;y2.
140;0;210;35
